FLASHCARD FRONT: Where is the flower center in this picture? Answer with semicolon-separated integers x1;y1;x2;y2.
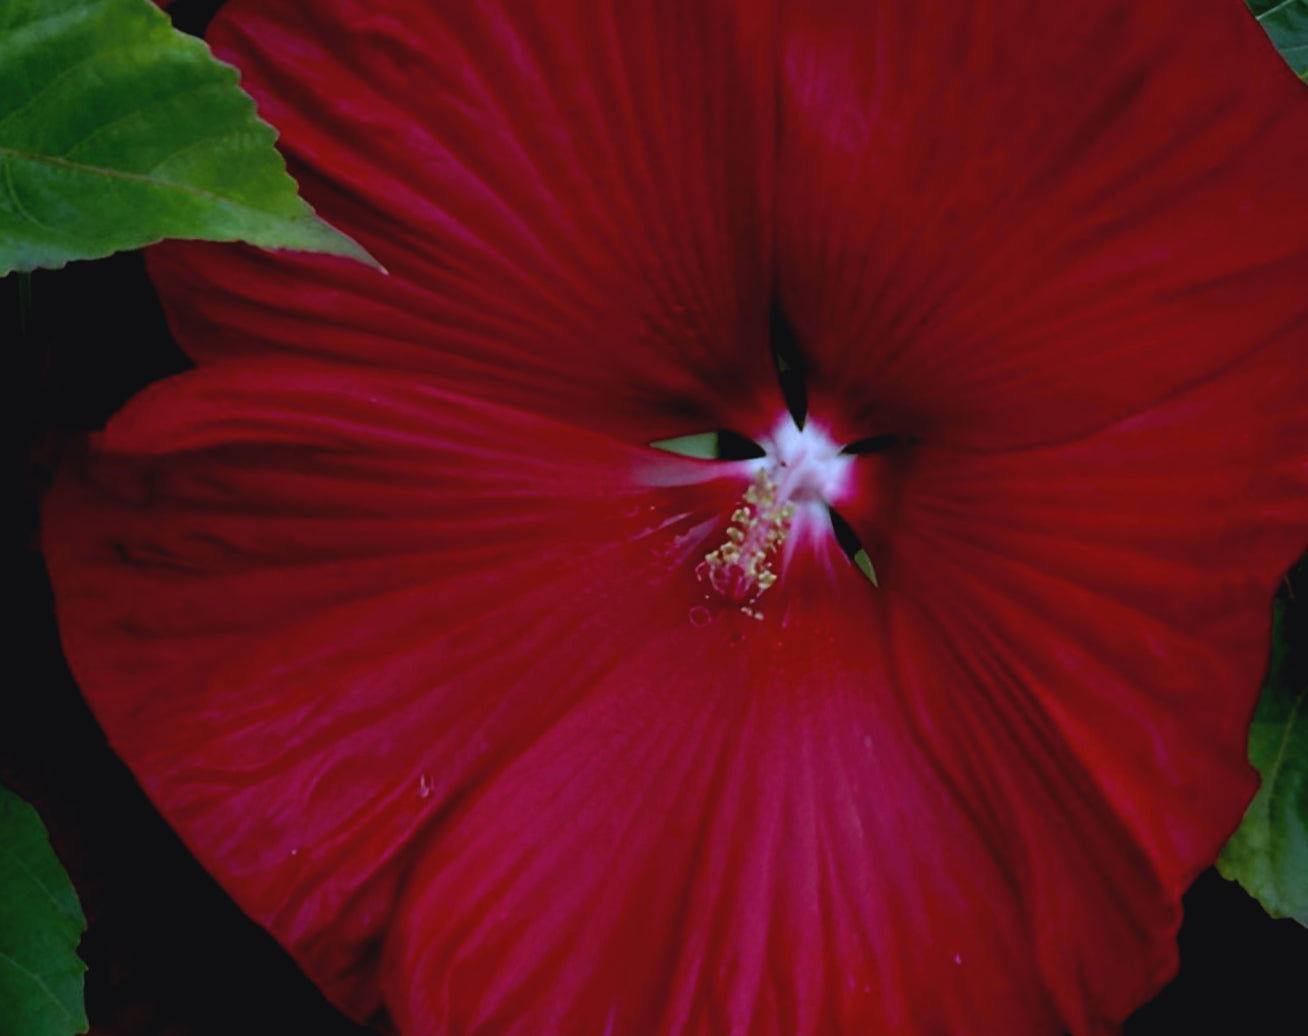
696;419;853;612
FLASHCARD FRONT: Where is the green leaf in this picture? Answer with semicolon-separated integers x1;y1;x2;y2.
0;784;88;1036
0;0;374;274
1247;0;1308;82
1219;588;1308;926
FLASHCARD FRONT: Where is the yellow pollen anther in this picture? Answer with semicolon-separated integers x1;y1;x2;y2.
696;469;795;609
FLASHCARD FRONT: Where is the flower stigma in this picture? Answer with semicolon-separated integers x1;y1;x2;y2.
697;419;855;616
698;468;793;611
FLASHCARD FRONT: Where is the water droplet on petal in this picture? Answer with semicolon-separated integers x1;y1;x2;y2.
688;606;712;628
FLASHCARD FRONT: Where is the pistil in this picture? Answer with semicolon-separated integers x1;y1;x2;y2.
697;468;795;608
695;419;856;614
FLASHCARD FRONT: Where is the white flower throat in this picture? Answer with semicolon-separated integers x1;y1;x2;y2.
697;420;855;611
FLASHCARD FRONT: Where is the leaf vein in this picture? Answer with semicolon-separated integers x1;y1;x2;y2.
0;949;78;1024
0;156;74;238
60;83;242;167
1263;686;1305;798
143;127;264;181
0;33;183;139
0;839;67;915
1256;0;1299;20
0;0;105;44
0;144;297;219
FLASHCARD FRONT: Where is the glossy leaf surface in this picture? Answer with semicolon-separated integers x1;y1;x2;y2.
0;0;371;273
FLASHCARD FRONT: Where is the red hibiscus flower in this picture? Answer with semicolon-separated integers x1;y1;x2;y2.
42;1;1308;1033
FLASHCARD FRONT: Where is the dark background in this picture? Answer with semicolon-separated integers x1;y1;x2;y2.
5;1;1307;1031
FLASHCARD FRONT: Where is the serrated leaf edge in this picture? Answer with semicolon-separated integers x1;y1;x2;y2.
0;0;379;271
0;145;375;268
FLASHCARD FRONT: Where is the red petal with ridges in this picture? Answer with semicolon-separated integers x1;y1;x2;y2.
838;328;1308;1028
778;0;1308;450
146;0;782;444
382;583;1067;1036
43;360;746;1018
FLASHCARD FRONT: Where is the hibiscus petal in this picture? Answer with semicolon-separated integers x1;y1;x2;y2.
381;582;1070;1036
839;327;1308;1029
145;0;783;443
374;404;1301;1036
47;353;1198;1035
44;331;1307;1035
42;360;744;1020
777;0;1308;449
